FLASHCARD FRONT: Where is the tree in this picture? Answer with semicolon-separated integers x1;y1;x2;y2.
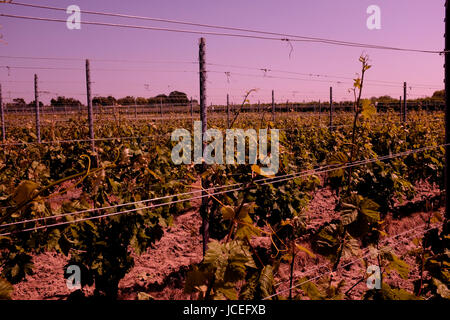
432;90;445;100
117;96;136;106
27;100;44;108
12;98;26;106
50;96;82;108
149;94;168;105
5;98;27;110
168;91;189;105
135;97;148;105
92;96;116;106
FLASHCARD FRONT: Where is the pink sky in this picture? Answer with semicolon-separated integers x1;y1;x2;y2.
0;0;446;105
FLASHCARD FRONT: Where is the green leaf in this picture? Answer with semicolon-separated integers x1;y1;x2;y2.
0;278;13;300
360;198;380;222
341;209;358;226
184;266;209;294
298;277;325;300
217;284;238;300
328;152;348;179
361;99;377;120
380;283;420;300
12;180;39;205
221;206;235;221
382;251;410;280
258;266;274;299
235;215;260;240
239;272;258;300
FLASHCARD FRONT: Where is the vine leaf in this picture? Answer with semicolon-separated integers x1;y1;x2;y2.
12;180;39;205
258;265;274;299
221;206;235;221
341;195;380;225
0;278;13;300
376;283;420;300
328;152;348;179
298;277;325;300
341;209;358;226
361;99;377;120
382;251;410;280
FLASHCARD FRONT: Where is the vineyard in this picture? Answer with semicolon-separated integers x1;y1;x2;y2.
0;1;449;305
0;103;448;300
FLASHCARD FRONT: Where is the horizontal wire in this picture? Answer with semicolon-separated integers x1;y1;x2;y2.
207;63;444;89
0;65;198;73
208;70;443;90
3;2;446;54
0;56;443;89
0;55;196;65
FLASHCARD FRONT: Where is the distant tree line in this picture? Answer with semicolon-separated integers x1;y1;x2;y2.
4;91;196;109
4;90;443;110
92;91;197;106
5;98;43;109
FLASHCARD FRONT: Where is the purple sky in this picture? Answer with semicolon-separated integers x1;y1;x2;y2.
0;0;446;105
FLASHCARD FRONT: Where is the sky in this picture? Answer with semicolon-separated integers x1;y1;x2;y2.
0;0;446;105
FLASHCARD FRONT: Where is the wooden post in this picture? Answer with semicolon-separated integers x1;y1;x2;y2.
226;94;230;128
445;0;450;222
34;74;41;143
329;87;333;129
160;98;163;117
190;97;194;121
134;102;138;120
258;100;261;113
85;60;95;152
0;84;4;142
403;82;407;122
272;90;275;122
199;37;209;256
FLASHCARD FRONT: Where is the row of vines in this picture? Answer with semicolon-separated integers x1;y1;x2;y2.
0;58;449;300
